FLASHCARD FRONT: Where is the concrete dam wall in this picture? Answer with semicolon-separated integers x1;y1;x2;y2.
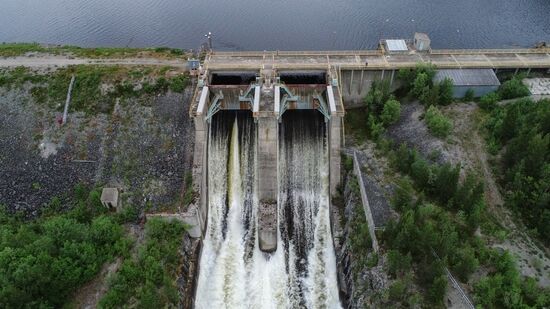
187;67;345;307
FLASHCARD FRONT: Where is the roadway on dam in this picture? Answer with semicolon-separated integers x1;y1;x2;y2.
204;48;550;70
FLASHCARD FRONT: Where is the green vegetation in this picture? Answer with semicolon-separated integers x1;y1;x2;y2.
398;63;456;106
383;143;550;307
463;89;475;102
0;42;186;59
364;80;402;140
347;176;373;272
99;218;186;308
0;185;132;308
484;98;550;243
396;63;455;140
0;43;46;57
424;105;453;138
498;76;530;100
0;65;189;114
479;92;500;110
179;171;196;210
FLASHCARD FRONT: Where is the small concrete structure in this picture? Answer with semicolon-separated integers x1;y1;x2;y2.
434;68;501;98
100;188;120;210
414;32;431;51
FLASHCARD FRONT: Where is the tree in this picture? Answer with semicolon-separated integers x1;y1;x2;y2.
499;77;530;99
425;105;452;138
381;98;401;125
412;72;429;98
411;157;433;190
421;83;440;106
439;77;454;105
479;92;500;110
431;163;460;204
463;89;475;102
451;246;479;282
387;249;412;277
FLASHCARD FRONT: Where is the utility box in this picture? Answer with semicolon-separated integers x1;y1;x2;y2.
414;32;431;51
100;188;120;211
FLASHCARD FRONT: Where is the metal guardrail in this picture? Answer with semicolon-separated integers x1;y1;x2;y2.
432;249;475;309
210;48;549;58
430;48;550;55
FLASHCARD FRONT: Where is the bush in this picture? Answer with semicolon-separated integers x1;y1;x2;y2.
99;218;186;308
425;105;452;138
439;77;454;105
479;92;500;110
0;187;127;308
169;74;188;93
463;89;475;102
387;249;412;277
450;246;479;282
499;77;530;99
380;99;401;125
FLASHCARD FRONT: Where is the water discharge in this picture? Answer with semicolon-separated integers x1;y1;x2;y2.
195;111;341;308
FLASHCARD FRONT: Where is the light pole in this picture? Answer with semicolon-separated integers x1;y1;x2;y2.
205;32;212;51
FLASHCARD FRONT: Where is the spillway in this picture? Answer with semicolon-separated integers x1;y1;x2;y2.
195;110;341;308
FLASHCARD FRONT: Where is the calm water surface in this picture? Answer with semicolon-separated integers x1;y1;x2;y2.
1;0;549;50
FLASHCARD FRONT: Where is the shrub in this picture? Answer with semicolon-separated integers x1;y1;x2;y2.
425;105;452;138
499;77;530;99
169;74;188;93
421;83;440;106
438;77;454;105
479;92;500;110
412;72;430;98
0;187;127;308
99;218;186;308
463;89;475;102
380;98;401;125
387;249;412;277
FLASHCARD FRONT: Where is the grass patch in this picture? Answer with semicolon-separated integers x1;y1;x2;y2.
0;43;187;59
1;65;190;115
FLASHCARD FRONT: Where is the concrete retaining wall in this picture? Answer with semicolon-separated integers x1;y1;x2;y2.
352;151;380;252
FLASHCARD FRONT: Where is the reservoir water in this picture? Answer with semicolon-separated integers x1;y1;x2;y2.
1;0;549;51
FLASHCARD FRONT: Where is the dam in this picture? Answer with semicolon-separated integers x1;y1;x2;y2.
185;44;550;307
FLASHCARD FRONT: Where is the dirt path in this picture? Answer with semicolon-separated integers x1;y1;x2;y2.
68;258;122;309
447;103;550;287
0;55;188;68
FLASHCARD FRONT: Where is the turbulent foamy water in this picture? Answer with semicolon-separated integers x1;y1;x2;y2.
195;111;340;309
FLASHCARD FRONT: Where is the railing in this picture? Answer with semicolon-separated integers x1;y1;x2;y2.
210;48;549;57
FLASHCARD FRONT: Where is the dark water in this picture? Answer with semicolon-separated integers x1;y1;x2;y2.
1;0;549;51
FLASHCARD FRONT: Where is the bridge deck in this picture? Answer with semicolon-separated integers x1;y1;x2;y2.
205;49;550;70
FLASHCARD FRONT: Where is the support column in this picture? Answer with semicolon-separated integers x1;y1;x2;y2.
329;115;342;196
349;70;354;95
381;69;385;80
390;69;395;86
359;70;364;95
257;117;278;252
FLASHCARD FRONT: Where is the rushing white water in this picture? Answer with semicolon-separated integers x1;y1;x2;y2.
195;111;341;309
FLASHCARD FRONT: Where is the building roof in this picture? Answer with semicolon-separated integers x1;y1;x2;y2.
100;188;119;204
414;32;430;41
434;69;500;86
385;39;408;51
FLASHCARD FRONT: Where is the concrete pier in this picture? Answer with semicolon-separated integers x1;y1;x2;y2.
189;65;347;252
257;116;278;252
